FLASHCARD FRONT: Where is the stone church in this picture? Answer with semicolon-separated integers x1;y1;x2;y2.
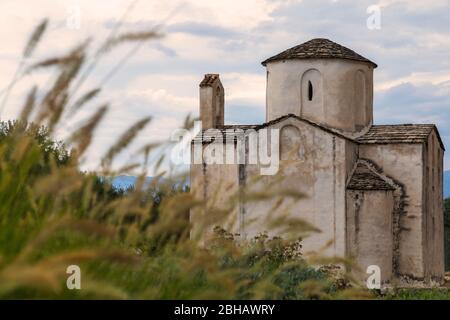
190;38;445;286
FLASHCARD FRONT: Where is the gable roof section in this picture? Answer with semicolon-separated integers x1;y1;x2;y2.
192;114;353;144
356;124;445;150
347;160;396;191
261;38;377;68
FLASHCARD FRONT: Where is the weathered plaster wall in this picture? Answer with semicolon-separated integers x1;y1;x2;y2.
190;159;240;239
345;140;359;181
265;59;374;133
191;117;360;256
359;143;424;278
240;118;354;257
346;190;395;283
423;131;445;281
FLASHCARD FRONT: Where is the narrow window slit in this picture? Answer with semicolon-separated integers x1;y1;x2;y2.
308;81;313;101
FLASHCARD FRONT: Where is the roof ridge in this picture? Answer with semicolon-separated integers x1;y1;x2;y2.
371;123;435;127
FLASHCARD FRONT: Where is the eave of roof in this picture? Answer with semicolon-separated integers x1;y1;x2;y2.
356;124;445;151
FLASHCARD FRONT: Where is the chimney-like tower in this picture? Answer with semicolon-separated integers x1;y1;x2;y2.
199;74;224;129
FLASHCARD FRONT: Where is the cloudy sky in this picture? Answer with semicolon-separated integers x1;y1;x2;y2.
1;0;450;173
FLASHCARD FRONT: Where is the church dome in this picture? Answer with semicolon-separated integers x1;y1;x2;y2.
261;38;377;68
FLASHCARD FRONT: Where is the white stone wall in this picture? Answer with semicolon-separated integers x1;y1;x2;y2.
265;58;374;133
191;117;357;257
423;131;445;281
346;189;395;283
359;143;425;278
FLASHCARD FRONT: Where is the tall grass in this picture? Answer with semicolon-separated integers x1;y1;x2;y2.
0;19;374;300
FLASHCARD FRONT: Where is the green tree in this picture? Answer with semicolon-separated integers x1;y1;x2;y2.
0;120;70;175
445;198;450;270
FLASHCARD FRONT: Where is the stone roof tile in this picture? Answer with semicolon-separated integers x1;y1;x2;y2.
261;38;377;67
356;124;444;149
199;74;220;87
347;161;395;191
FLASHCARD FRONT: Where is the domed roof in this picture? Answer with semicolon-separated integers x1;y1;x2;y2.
261;38;377;68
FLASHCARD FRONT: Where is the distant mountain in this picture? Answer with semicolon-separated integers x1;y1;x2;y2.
111;175;150;190
111;175;189;190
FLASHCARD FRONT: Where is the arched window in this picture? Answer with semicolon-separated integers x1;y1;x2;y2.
301;69;323;120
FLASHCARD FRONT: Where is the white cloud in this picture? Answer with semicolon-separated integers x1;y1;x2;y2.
375;70;450;91
1;0;450;172
221;72;266;106
377;0;449;11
